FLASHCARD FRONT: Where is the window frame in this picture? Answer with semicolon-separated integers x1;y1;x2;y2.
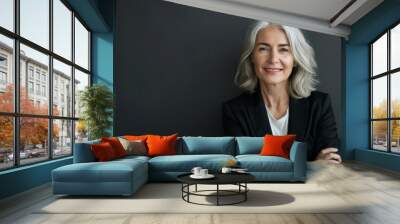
0;0;92;171
370;19;400;154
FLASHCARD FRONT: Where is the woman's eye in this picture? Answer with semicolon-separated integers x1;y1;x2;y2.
280;48;289;52
259;47;269;51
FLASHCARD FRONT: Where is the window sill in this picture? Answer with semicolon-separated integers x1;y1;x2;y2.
0;156;72;176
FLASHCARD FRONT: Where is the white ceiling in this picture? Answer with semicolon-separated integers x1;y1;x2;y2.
227;0;352;22
163;0;384;38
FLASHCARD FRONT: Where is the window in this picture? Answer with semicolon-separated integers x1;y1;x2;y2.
75;18;89;70
42;85;46;97
28;81;34;94
20;0;49;49
0;35;13;113
0;54;7;86
0;55;7;67
0;71;6;85
41;73;46;83
28;67;34;80
0;0;91;170
35;83;40;95
35;70;40;81
371;23;400;154
0;0;13;32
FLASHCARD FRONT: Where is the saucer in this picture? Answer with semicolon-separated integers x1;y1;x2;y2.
190;174;215;179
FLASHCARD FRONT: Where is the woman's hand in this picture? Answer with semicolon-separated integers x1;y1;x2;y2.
316;148;342;164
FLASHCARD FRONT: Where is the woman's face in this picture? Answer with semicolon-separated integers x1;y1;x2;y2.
251;25;295;86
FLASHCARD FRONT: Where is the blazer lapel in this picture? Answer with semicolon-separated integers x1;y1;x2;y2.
250;89;272;136
288;96;308;140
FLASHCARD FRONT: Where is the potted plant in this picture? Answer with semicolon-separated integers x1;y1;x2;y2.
79;84;113;140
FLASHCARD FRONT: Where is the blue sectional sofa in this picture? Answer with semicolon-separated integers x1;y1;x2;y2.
52;137;307;196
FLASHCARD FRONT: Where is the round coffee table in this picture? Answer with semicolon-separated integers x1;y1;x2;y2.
177;173;255;206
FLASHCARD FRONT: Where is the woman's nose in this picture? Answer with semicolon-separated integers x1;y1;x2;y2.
268;49;280;63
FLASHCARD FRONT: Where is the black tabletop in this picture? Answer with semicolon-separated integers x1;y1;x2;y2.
177;172;255;185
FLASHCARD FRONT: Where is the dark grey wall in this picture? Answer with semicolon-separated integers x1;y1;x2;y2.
304;31;343;139
115;0;342;137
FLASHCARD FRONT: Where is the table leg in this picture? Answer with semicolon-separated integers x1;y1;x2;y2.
217;184;219;206
245;183;247;201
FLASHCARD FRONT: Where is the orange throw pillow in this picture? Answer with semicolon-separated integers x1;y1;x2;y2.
91;142;117;161
101;137;127;158
146;134;178;157
259;134;296;159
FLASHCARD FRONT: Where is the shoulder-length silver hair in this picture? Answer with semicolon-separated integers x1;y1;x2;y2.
234;21;318;98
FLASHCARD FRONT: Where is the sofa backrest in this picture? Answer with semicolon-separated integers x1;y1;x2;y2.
178;137;235;155
73;139;100;163
235;137;264;155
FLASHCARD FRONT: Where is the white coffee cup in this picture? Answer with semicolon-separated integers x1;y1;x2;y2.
221;167;232;174
191;167;202;176
199;169;208;176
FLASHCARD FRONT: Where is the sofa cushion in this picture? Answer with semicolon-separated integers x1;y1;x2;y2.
115;155;150;163
52;159;147;183
180;137;235;155
74;139;100;163
235;137;263;155
236;155;293;172
148;154;235;172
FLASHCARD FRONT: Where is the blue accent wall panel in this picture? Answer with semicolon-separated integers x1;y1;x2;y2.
344;45;369;159
92;32;114;90
355;149;400;172
0;158;72;199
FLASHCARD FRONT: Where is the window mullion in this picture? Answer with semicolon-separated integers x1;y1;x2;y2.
14;0;20;167
49;0;53;160
388;30;391;152
370;45;373;149
71;10;76;155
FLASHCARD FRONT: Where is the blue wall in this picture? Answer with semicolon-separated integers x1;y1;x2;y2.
0;0;114;200
0;158;72;199
345;0;400;171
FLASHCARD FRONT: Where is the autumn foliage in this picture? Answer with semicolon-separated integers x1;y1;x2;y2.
372;99;400;142
0;84;59;150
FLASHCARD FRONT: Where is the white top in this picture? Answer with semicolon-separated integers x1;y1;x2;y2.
265;106;289;136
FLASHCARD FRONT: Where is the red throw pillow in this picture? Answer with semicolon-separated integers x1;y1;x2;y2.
259;134;296;159
91;142;118;161
101;137;127;158
146;134;178;157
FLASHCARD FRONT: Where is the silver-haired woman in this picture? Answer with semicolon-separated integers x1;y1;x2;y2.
223;21;341;163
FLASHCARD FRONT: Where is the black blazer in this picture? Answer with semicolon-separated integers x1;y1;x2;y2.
222;89;340;161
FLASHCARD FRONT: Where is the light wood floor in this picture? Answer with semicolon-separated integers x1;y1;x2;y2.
1;161;400;224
